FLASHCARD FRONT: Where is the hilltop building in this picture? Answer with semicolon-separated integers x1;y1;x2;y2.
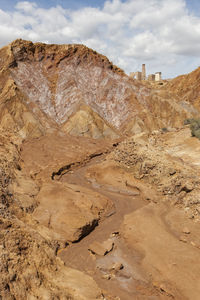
155;72;162;81
148;74;155;81
130;64;162;82
142;64;146;80
130;71;142;80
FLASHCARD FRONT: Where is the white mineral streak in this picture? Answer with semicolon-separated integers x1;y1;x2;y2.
11;62;57;119
11;56;151;129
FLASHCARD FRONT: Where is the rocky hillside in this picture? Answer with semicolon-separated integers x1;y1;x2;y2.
1;39;200;300
167;66;200;111
0;39;199;141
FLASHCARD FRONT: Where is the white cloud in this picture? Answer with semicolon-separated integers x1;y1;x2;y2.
15;1;37;13
0;0;200;78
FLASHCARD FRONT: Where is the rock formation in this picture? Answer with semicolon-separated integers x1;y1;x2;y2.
1;39;199;139
0;39;200;299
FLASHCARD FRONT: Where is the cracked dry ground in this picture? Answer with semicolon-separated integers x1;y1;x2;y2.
1;126;198;300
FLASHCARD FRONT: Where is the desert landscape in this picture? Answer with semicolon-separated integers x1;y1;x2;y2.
0;39;200;299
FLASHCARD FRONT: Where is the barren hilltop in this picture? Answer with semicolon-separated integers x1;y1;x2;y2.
0;39;200;300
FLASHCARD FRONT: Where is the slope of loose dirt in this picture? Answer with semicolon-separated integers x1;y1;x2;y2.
167;66;200;111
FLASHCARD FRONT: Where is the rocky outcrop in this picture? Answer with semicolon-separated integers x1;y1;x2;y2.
0;39;198;141
1;39;200;300
33;181;113;244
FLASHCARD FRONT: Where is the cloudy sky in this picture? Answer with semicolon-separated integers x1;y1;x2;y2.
0;0;200;78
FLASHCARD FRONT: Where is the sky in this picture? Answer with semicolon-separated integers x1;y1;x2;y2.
0;0;200;78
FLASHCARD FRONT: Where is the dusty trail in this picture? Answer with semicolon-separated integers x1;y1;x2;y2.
58;156;164;300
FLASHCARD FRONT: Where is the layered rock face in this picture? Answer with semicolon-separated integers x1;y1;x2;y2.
1;38;199;140
1;39;200;300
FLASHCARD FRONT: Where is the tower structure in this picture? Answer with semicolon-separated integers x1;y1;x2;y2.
142;64;146;80
129;64;162;81
135;71;142;80
155;72;162;81
148;74;155;81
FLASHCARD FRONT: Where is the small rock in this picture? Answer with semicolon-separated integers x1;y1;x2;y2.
182;227;190;234
102;274;111;280
110;262;124;272
111;231;119;237
191;241;196;247
159;283;174;297
196;208;200;215
168;168;176;176
182;183;194;193
190;241;200;248
179;235;187;243
88;239;114;256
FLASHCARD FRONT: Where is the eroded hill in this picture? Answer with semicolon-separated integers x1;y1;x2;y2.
0;39;200;300
1;39;199;140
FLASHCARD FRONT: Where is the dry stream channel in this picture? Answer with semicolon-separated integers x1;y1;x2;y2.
57;155;163;300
